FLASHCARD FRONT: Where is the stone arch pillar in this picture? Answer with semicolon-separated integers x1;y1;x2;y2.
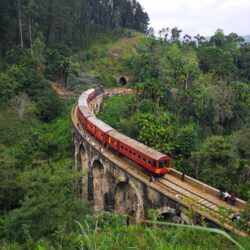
91;158;107;212
73;136;79;171
75;143;88;197
114;181;143;223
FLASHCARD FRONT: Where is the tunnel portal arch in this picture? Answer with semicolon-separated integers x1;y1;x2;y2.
118;76;127;86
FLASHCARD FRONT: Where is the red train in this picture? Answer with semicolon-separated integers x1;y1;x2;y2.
77;87;171;174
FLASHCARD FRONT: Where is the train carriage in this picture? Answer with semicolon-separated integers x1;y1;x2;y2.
78;106;95;127
87;117;114;142
78;88;95;107
107;131;171;174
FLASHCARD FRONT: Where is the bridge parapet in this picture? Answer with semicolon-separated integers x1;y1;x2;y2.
170;169;246;209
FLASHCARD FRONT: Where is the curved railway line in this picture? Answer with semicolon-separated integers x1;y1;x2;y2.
72;87;248;237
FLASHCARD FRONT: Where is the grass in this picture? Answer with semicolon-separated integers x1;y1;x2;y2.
75;213;250;250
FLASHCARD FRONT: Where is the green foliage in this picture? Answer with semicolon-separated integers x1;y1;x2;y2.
192;136;242;192
4;162;90;242
175;124;197;159
238;44;250;81
0;144;23;214
0;73;20;107
3;48;63;121
163;43;199;86
135;112;175;154
198;46;237;78
35;86;62;121
147;209;161;221
45;45;72;86
233;128;250;160
0;98;91;248
98;95;136;135
138;99;157;113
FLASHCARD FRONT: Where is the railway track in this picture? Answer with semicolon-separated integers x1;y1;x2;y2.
158;177;219;212
153;177;236;224
118;154;233;220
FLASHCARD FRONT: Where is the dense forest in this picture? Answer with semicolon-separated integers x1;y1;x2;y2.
0;0;149;53
0;0;250;249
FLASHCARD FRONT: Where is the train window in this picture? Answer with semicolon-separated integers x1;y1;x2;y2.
159;161;166;168
129;150;132;154
148;161;152;165
121;145;124;149
138;155;141;159
142;157;146;162
125;148;128;151
133;152;136;156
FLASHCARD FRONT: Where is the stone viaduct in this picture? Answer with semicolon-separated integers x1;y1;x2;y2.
71;88;247;236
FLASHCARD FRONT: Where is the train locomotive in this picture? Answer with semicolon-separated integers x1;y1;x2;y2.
77;86;171;175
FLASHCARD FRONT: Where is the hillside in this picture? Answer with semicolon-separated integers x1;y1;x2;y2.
70;30;146;90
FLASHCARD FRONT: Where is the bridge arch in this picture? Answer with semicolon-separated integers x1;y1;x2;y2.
73;136;78;171
114;180;143;223
156;206;181;223
75;143;88;197
77;143;88;171
91;157;107;212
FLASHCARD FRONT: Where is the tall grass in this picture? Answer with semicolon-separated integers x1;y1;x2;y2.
75;213;249;250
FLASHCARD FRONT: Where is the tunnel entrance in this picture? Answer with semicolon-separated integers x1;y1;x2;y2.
118;76;127;86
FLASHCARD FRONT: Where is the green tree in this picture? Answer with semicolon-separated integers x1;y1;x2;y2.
175;124;197;159
135;112;175;154
198;136;240;190
3;161;90;242
35;86;62;121
238;44;250;81
0;73;20;107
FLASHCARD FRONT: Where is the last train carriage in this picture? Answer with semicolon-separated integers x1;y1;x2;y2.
77;86;171;175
